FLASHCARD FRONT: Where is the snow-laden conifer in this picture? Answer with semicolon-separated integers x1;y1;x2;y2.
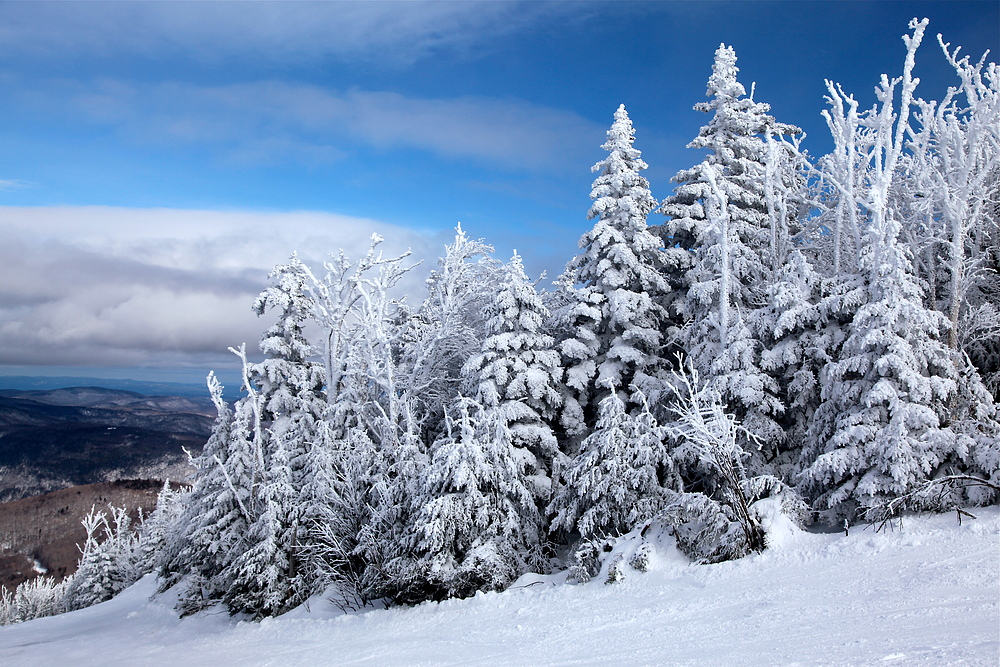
65;506;138;611
407;392;541;601
134;480;185;577
661;44;804;461
463;252;563;508
226;436;299;618
561;105;672;434
248;255;326;607
164;372;255;612
800;20;972;521
755;250;830;474
549;386;675;541
352;423;425;604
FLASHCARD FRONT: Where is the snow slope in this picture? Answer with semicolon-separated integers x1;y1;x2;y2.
1;507;997;666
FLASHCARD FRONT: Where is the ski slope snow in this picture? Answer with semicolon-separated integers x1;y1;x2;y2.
1;507;997;666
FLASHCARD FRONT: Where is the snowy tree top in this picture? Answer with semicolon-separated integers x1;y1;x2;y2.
706;44;745;102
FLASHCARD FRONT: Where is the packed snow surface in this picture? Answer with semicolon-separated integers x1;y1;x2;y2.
2;507;997;666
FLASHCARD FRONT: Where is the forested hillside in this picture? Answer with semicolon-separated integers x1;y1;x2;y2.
0;480;171;591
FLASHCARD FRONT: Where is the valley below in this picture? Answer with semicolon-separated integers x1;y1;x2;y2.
0;386;211;591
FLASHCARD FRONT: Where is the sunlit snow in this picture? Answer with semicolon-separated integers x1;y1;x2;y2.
2;507;996;666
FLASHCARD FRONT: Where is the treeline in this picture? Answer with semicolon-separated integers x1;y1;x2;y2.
5;18;997;623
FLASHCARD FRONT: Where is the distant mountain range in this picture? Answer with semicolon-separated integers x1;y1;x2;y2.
0;375;242;401
0;386;213;503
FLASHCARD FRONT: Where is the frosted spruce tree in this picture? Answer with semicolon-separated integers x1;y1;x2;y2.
251;255;325;478
799;19;977;521
549;387;675;541
405;393;541;602
661;44;806;469
161;367;263;614
462;252;563;512
133;480;185;577
65;506;138;611
561;104;672;439
755;250;831;476
225;436;299;618
240;255;328;613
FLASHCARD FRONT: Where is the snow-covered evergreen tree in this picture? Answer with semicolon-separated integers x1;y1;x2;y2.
755;250;832;476
65;506;137;611
561;104;672;437
248;255;326;610
405;393;541;601
134;480;185;577
800;20;975;521
661;44;804;465
463;252;563;511
549;386;675;541
162;372;255;612
226;436;299;618
357;414;431;605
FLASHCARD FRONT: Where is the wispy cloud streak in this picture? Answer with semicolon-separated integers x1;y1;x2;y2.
9;78;599;170
0;1;576;66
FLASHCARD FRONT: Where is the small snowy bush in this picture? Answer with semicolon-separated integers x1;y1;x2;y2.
0;576;68;626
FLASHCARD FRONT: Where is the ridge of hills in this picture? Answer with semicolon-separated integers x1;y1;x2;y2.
0;386;215;415
0;376;241;401
0;387;211;502
0;385;212;592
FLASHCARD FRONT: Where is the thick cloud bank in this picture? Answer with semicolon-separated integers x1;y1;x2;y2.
0;206;436;370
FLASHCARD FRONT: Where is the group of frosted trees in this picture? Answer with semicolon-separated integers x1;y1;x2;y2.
8;19;996;622
1;483;182;624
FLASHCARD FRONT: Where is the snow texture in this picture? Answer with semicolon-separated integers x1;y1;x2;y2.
1;507;997;666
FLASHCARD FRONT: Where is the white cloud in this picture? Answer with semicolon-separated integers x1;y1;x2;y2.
0;179;31;191
342;90;598;167
0;1;574;67
0;206;440;369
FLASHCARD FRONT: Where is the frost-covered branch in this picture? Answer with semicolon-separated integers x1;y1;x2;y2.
667;357;766;552
862;474;1000;529
300;233;416;404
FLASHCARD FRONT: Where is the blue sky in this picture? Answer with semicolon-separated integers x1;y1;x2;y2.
0;0;996;388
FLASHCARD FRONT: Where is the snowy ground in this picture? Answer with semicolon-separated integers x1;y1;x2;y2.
1;507;997;666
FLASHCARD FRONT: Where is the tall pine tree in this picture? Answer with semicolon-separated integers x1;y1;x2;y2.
561;104;672;439
463;252;563;512
661;44;803;467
